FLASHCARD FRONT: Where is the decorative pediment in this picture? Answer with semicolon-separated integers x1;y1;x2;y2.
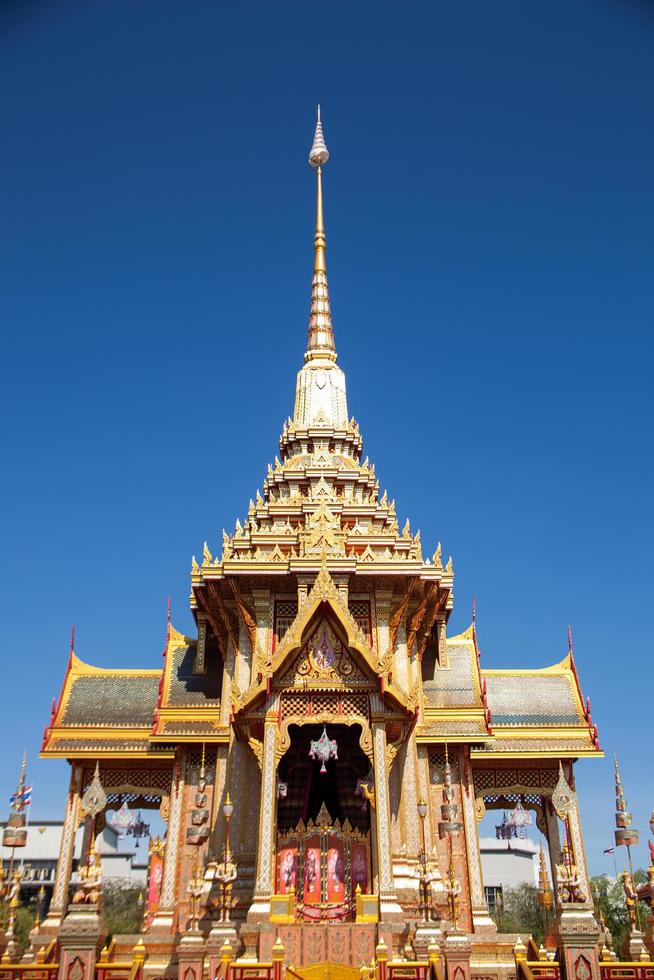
237;564;411;715
298;501;346;557
276;619;372;690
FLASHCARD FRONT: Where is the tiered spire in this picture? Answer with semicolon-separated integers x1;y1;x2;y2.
306;106;335;360
293;107;348;428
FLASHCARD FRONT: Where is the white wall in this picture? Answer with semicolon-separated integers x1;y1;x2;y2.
480;836;540;890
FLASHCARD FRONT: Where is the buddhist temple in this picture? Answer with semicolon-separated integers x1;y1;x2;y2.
34;110;613;980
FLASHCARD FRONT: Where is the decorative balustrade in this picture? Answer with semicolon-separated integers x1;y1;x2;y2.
598;964;654;980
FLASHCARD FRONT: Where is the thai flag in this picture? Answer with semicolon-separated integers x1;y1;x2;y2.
10;785;32;805
603;846;614;855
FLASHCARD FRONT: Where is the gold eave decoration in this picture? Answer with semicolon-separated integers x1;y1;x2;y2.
237;564;411;716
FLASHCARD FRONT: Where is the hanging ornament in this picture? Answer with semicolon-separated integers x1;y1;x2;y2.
552;762;576;820
82;762;107;820
309;727;338;774
109;801;134;839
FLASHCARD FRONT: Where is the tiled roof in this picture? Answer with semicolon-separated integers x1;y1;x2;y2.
61;675;160;727
484;672;582;727
473;735;594;755
422;641;481;709
165;640;220;707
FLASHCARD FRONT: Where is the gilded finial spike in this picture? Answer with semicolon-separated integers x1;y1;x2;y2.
305;106;336;357
309;105;329;168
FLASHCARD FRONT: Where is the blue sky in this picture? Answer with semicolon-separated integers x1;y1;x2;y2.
1;1;652;874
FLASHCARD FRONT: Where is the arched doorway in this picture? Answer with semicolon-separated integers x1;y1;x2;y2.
275;723;373;920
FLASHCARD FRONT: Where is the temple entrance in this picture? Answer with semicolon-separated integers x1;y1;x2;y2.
275;723;372;921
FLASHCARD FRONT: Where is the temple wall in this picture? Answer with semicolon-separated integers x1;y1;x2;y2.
427;745;473;931
174;748;217;933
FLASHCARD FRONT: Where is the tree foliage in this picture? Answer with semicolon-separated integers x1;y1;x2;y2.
496;884;546;944
102;881;144;939
591;871;651;958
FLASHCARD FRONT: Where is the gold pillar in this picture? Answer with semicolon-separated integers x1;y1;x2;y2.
372;719;402;918
461;762;493;930
566;777;593;910
249;718;278;919
151;755;186;931
545;801;562;902
43;764;82;930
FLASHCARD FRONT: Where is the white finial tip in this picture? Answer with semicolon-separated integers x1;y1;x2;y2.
309;105;329;167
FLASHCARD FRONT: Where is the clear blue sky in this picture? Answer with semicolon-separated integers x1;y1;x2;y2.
1;1;652;875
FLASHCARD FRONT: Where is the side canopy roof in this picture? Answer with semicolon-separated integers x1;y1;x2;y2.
419;625;602;759
41;624;227;759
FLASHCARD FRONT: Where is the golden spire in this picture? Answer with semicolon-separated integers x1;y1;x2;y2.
306;106;336;361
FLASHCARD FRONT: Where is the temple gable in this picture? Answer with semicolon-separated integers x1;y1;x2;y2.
276;618;374;690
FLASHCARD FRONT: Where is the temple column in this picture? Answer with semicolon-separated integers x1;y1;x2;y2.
372;718;402;923
248;717;278;922
461;762;493;931
219;635;237;728
545;801;562;901
551;766;600;980
42;764;82;933
436;616;448;668
150;755;185;932
566;787;594;910
251;589;271;687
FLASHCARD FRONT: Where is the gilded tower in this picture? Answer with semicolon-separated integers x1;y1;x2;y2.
40;111;603;975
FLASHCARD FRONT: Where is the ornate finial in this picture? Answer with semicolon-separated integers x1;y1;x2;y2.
568;624;573;654
309;105;329;167
552;761;576;819
70;624;75;655
82;762;107;821
305;106;335;356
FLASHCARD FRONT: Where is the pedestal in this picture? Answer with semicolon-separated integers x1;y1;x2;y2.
176;931;205;980
626;931;649;962
413;921;443;960
378;922;407;960
645;918;654;960
553;906;601;980
442;930;472;980
57;904;107;980
206;925;239;976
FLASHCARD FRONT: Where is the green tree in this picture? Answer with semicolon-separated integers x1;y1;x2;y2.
592;871;651;958
102;881;144;939
497;883;546;945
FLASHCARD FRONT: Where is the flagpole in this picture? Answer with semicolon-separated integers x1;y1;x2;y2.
19;796;32;875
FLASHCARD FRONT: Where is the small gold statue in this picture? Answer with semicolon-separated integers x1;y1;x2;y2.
556;845;587;904
72;845;102;905
619;869;638;930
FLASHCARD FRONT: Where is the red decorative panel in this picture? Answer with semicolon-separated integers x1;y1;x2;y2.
326;835;345;904
303;835;321;905
277;845;298;894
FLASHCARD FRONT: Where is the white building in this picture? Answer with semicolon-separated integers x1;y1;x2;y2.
480;835;540;914
0;820;147;906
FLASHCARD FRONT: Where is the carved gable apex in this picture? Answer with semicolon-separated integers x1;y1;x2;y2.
276;618;371;689
238;563;411;715
299;501;346;557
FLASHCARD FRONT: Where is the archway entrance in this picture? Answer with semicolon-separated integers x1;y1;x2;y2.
275;723;372;921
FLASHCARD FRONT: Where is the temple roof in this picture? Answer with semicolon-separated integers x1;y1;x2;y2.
483;662;582;727
418;628;602;758
41;625;228;759
61;670;160;727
